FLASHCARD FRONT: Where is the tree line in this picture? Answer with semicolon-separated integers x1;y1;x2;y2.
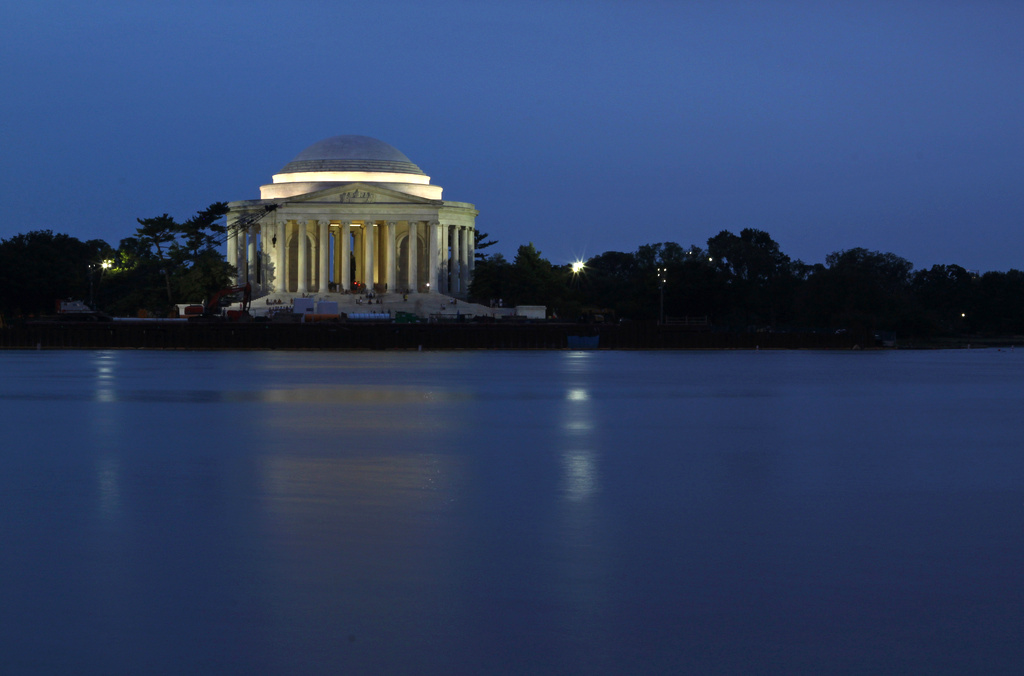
2;213;1023;338
0;203;231;318
469;229;1024;338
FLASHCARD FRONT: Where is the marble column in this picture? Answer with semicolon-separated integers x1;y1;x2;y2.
248;226;258;287
318;219;330;293
428;220;439;293
450;225;461;295
406;221;418;293
459;226;469;295
439;223;449;294
297;220;309;294
352;227;362;284
468;226;475;276
363;220;375;291
227;218;238;284
335;227;344;290
274;220;286;293
340;221;351;291
235;227;247;284
386;221;397;293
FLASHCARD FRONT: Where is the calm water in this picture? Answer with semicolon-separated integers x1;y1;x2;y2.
1;348;1022;674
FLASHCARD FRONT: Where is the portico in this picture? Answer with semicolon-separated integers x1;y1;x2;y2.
226;136;478;298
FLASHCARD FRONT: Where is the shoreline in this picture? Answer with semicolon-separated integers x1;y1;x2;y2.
2;321;876;351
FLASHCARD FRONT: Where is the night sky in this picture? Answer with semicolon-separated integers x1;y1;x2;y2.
3;1;1022;272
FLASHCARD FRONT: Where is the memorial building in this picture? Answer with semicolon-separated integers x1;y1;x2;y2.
225;135;478;298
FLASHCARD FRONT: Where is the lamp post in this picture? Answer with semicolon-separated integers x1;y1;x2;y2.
89;260;112;309
657;266;666;324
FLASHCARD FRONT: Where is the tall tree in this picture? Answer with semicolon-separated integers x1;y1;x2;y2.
707;229;793;326
810;248;914;332
468;253;512;305
177;202;229;262
128;204;233;312
911;264;977;334
135;214;178;302
510;243;562;307
474;230;499;262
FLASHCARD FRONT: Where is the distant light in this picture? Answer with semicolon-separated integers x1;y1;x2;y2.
708;257;713;262
961;313;966;317
571;261;585;274
101;260;112;269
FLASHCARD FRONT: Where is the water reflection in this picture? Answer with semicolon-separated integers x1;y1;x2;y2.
93;350;116;404
560;387;598;501
90;352;122;524
95;453;121;522
256;451;465;661
554;354;611;669
260;453;459;532
256;387;464;405
4;349;1022;673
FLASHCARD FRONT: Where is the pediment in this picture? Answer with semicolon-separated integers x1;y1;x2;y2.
287;182;440;206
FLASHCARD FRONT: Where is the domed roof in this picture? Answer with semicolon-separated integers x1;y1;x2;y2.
279;135;425;176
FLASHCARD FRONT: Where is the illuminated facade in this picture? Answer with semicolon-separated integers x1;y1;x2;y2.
226;135;478;296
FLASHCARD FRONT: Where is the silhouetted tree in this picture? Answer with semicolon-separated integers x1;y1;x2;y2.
808;248;914;332
474;230;499;262
468;253;512;306
135;214;178;302
974;270;1024;335
575;250;644;318
0;230;111;316
707;228;794;327
120;203;233;315
911;264;977;334
509;243;564;309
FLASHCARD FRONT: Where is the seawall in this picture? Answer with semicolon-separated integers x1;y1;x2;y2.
0;321;866;350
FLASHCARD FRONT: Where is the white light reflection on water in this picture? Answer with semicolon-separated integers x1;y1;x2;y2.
561;386;598;501
95;453;121;523
90;351;122;523
93;351;116;404
559;353;601;502
554;352;611;671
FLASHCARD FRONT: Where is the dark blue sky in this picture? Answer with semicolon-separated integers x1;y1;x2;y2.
2;1;1022;271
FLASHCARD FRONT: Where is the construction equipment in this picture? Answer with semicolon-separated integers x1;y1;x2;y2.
190;283;252;321
56;300;113;322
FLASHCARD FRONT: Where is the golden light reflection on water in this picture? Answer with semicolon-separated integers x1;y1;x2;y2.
256;387;468;406
258;451;464;604
261;453;458;520
250;378;468;642
254;386;464;434
253;379;464;543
